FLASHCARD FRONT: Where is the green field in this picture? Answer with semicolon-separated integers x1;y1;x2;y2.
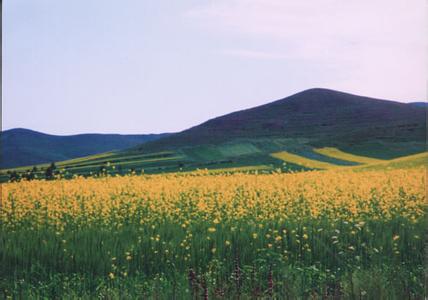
314;147;385;164
1;137;426;183
271;151;340;170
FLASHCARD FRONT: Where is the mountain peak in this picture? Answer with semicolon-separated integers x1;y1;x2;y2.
136;88;426;152
297;87;340;94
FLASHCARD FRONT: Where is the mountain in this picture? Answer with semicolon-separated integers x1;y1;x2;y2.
1;88;425;179
134;88;426;154
0;128;170;169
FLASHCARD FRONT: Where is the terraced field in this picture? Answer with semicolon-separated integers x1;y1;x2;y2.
314;147;385;164
1;139;426;183
271;148;427;171
271;151;341;170
353;152;428;171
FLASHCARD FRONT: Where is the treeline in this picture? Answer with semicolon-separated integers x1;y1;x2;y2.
7;162;58;182
6;163;141;182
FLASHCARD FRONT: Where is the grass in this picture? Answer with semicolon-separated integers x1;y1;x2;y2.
1;129;426;183
339;141;427;160
181;145;224;161
0;152;118;173
60;151;177;168
2;140;427;184
288;148;359;166
271;150;427;172
0;168;425;298
314;147;384;164
271;151;340;170
197;164;273;174
353;152;428;171
63;155;184;172
218;142;261;157
2;144;427;183
57;151;118;166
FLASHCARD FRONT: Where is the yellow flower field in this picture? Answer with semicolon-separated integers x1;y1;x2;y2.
2;168;425;223
0;168;426;298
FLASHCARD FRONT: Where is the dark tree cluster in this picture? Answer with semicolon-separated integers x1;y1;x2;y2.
8;163;59;182
7;170;20;182
45;163;57;180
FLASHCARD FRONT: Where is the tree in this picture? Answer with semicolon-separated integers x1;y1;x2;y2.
98;165;107;177
29;166;38;180
8;170;19;182
45;162;57;180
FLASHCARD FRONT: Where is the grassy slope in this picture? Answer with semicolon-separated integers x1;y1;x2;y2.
271;151;340;170
132;88;426;156
314;147;384;164
352;152;428;171
272;148;427;171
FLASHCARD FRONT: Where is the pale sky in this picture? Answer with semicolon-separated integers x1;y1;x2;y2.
3;0;427;135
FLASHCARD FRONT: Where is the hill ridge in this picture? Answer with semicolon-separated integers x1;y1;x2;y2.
1;128;171;168
134;88;425;152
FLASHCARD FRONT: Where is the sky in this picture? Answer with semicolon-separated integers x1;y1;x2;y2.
3;0;426;135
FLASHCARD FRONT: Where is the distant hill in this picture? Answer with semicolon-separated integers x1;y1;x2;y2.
135;88;426;156
1;89;425;180
0;128;170;169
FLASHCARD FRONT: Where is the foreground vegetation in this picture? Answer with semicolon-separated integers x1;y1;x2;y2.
0;168;426;298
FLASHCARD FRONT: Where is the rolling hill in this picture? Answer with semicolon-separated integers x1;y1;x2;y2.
132;88;426;157
0;128;170;169
1;88;426;180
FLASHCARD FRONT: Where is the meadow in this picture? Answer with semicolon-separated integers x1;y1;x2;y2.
0;167;426;299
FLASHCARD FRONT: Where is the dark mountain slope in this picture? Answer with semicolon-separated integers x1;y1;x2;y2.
135;88;426;153
0;128;170;168
409;102;428;108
